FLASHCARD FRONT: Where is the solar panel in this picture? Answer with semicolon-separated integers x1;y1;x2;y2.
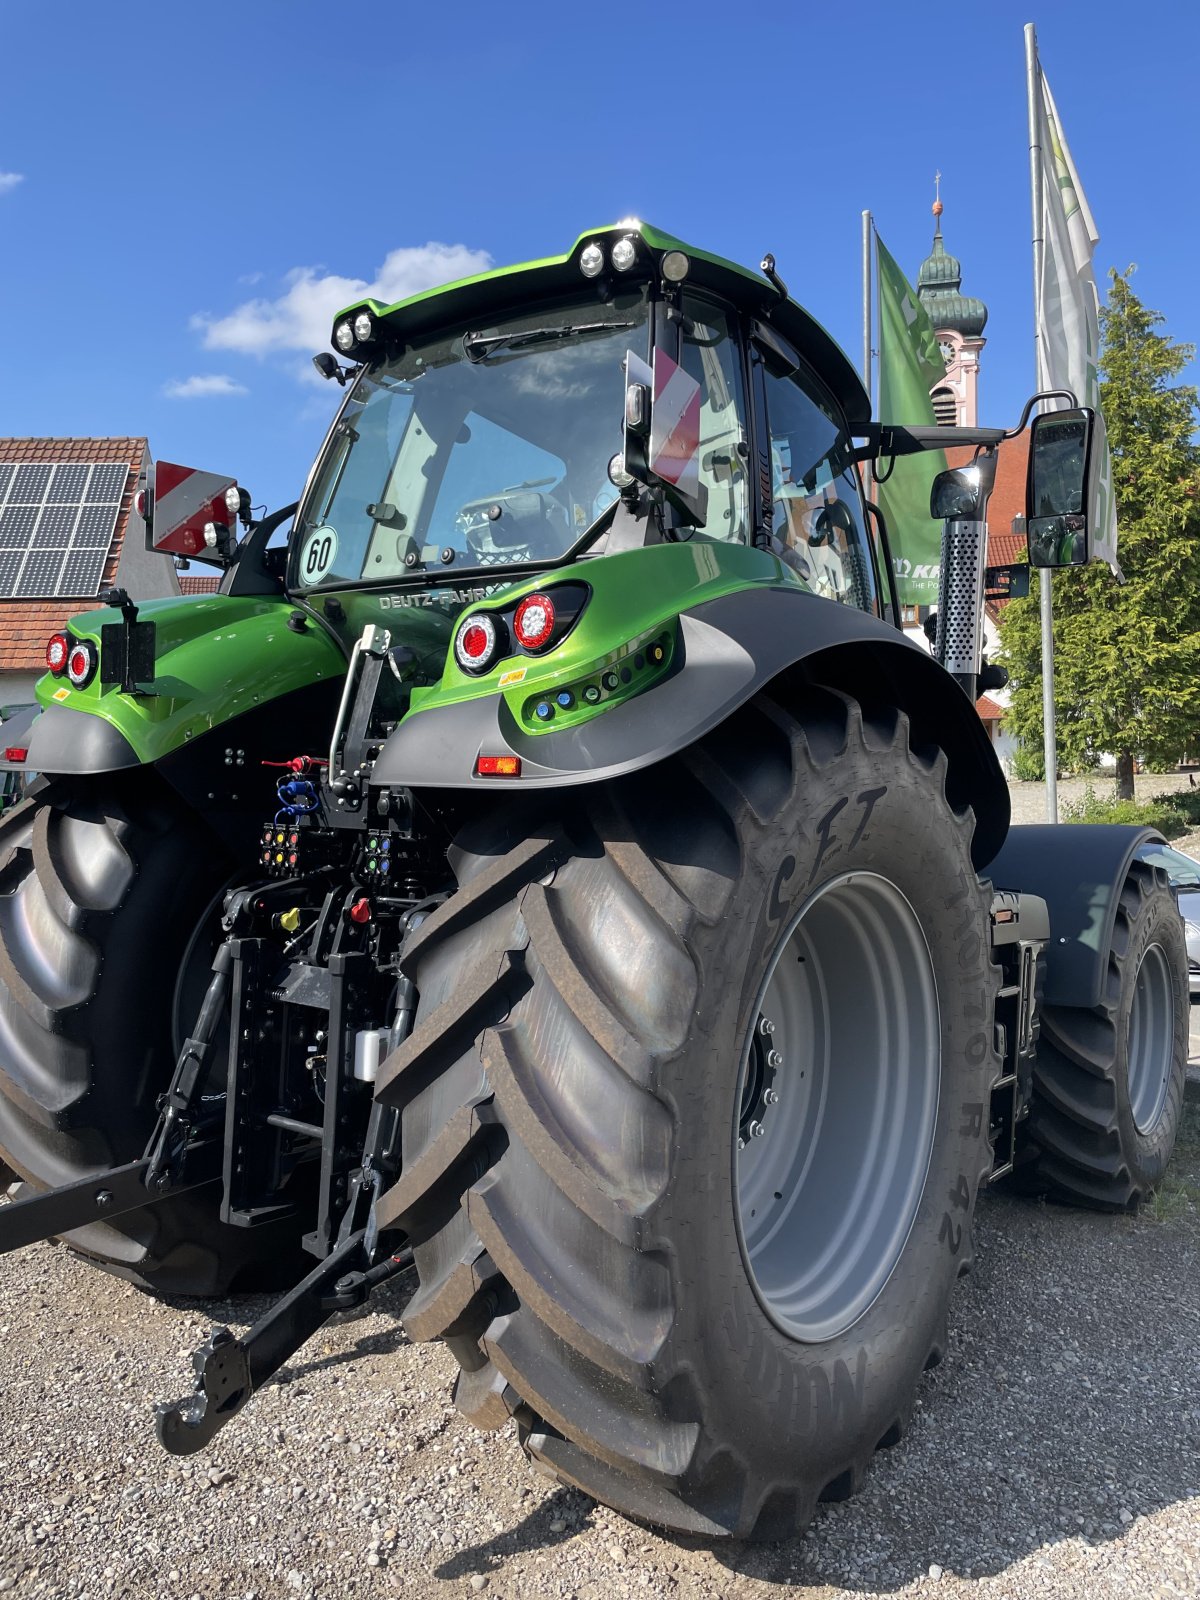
0;459;128;599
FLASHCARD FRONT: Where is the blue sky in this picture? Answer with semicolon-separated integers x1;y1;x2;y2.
1;0;1195;515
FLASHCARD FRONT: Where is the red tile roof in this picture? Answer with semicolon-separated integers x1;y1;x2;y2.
0;438;146;672
178;575;221;595
976;694;1005;722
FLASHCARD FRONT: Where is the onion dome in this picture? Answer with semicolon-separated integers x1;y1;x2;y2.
917;193;987;338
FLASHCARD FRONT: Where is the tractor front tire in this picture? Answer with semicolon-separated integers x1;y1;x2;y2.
377;688;1001;1539
0;775;302;1295
1017;855;1186;1209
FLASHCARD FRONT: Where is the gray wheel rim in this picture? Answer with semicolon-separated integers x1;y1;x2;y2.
1128;942;1174;1134
734;872;941;1344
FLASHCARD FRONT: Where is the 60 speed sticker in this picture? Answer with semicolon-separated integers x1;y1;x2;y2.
298;525;338;584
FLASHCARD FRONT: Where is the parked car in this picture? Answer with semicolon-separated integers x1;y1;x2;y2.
1136;839;1200;998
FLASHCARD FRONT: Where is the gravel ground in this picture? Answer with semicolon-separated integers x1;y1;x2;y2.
2;1091;1198;1600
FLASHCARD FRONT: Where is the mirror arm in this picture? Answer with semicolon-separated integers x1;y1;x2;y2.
219;501;300;599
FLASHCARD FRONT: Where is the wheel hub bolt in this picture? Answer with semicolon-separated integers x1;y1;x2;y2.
737;1137;746;1151
749;1121;766;1139
767;1049;783;1069
758;1016;775;1036
764;1089;779;1105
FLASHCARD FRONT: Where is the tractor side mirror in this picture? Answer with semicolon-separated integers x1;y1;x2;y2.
1026;407;1094;568
929;449;998;521
620;349;708;526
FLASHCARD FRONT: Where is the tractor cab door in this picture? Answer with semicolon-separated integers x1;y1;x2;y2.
756;348;884;617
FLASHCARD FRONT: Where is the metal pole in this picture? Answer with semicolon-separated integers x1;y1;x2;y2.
861;210;872;397
1026;21;1058;822
862;211;874;507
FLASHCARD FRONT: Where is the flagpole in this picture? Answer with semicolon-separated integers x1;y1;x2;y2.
862;210;874;510
1026;20;1058;823
861;210;872;398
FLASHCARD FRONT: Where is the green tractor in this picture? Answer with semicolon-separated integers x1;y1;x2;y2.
0;223;1187;1540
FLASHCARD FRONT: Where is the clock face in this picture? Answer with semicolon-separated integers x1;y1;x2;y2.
939;339;956;368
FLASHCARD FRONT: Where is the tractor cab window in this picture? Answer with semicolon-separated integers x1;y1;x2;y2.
678;298;751;544
291;292;648;591
763;364;880;616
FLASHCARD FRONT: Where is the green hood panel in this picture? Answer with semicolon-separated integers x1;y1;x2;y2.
34;594;345;764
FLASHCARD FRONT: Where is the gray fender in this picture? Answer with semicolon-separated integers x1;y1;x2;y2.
0;703;139;776
374;586;1010;869
986;823;1162;1009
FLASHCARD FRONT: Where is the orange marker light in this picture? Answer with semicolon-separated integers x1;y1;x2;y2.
476;754;522;777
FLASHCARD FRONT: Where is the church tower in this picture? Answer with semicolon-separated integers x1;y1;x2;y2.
917;182;988;426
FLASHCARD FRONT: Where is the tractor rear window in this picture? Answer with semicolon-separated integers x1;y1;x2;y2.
291;293;648;591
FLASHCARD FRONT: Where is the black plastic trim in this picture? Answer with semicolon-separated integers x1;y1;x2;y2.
18;705;140;775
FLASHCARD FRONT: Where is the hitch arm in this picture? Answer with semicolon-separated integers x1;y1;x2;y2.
156;1230;413;1455
0;1145;220;1256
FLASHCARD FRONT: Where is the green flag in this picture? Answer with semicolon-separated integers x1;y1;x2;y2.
875;232;947;608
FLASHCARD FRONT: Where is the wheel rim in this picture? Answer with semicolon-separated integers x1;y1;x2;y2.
734;872;941;1344
1128;941;1174;1134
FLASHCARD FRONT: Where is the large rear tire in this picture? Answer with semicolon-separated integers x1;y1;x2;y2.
376;688;1001;1539
1017;856;1186;1209
0;774;303;1295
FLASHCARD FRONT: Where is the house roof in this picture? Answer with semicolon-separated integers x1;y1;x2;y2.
0;438;147;673
178;574;221;595
975;694;1005;722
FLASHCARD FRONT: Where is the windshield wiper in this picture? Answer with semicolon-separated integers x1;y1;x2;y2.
463;321;636;363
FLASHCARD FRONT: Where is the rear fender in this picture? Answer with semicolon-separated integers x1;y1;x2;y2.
373;586;1009;870
985;824;1163;1009
2;594;345;778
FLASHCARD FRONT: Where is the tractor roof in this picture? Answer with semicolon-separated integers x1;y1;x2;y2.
332;222;871;430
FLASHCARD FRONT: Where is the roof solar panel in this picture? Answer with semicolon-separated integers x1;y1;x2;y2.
10;464;53;503
59;548;109;596
86;463;127;503
0;551;22;591
0;457;130;598
15;549;67;598
47;463;91;503
0;506;38;547
35;505;79;547
74;504;119;547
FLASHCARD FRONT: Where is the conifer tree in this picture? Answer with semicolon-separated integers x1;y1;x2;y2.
1000;269;1200;798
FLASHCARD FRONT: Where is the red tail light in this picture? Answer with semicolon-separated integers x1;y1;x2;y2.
513;593;556;651
46;633;69;675
475;755;522;777
4;747;27;763
66;641;98;689
453;612;503;675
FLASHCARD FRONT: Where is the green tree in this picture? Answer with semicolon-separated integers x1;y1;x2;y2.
999;269;1200;798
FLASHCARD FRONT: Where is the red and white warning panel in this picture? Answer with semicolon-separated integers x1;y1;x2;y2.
145;461;238;557
648;349;702;510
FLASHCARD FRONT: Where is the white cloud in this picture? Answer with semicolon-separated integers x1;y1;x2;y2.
163;373;248;399
193;242;493;357
0;172;24;196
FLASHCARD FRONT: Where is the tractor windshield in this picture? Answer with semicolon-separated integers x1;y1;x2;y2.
291;291;649;591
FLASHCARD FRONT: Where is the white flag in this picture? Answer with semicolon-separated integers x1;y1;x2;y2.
1036;68;1119;572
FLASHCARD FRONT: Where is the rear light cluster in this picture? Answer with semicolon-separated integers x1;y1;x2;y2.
451;583;589;678
45;632;97;689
